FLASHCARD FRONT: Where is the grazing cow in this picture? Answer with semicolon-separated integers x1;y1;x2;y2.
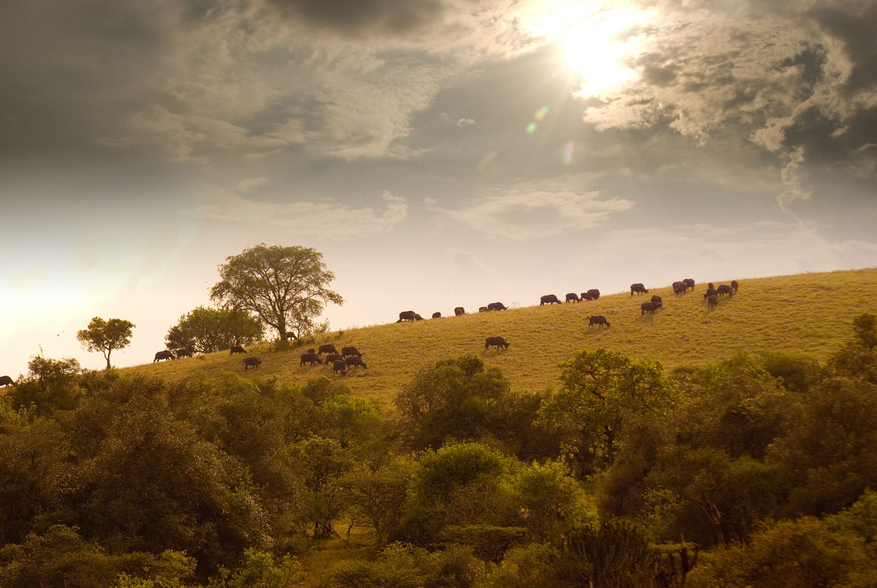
708;282;715;290
565;293;580;303
307;348;315;353
454;307;465;316
397;310;417;322
432;312;442;319
731;280;739;293
230;345;246;355
683;278;695;291
706;294;718;308
479;306;488;312
630;283;649;296
0;375;13;387
242;356;262;370
716;284;733;297
324;353;343;365
641;302;659;315
589;315;610;328
703;287;717;300
318;344;338;356
300;352;323;366
333;359;347;376
341;346;362;358
487;302;508;311
673;281;687;295
154;350;174;362
650;295;663;308
540;294;562;305
582;289;601;301
484;336;510;350
414;313;424;321
175;348;193;358
345;356;368;369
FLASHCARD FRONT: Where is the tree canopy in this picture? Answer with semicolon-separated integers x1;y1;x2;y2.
210;244;343;341
75;317;135;369
165;306;264;354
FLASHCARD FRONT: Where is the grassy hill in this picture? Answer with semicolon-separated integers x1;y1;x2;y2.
124;268;877;406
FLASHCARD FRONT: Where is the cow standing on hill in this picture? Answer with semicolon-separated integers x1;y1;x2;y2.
230;345;247;355
631;283;648;296
0;375;13;387
154;350;174;362
397;311;421;322
731;280;739;293
641;302;659;315
673;281;687;295
454;307;465;316
242;356;262;370
650;295;663;308
345;356;368;369
717;284;733;297
341;346;361;358
333;360;347;376
318;344;338;356
541;294;562;305
487;302;508;311
300;352;323;366
565;293;580;303
706;294;718;309
432;312;442;318
175;348;193;358
485;336;510;350
582;289;600;301
324;353;343;366
683;278;695;291
589;315;610;328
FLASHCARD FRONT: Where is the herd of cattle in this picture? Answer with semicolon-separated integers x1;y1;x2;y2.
147;278;739;374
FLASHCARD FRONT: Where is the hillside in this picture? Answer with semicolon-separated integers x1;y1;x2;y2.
124;268;877;405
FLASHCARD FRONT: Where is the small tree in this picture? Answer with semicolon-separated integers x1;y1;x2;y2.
165;306;264;354
852;313;877;350
210;244;343;341
76;317;135;369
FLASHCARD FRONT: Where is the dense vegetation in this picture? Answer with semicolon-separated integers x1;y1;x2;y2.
2;307;877;587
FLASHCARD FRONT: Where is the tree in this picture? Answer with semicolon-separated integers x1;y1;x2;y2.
852;313;877;351
210;244;343;341
76;317;135;369
165;306;264;354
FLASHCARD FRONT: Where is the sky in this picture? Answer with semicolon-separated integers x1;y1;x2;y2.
2;0;876;377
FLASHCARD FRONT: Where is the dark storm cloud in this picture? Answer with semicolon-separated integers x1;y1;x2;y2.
809;1;877;94
264;0;448;38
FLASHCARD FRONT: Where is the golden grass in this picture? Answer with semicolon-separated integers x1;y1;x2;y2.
124;268;877;407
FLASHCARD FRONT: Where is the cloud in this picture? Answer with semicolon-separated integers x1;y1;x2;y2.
439;189;634;239
190;189;408;239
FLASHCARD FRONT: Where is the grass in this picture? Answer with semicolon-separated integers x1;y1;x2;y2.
124;268;877;406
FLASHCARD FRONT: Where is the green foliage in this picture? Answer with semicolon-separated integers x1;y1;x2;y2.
333;543;483;588
477;543;562;588
6;356;83;415
562;522;660;588
165;306;264;354
291;436;352;538
210;244;343;341
337;463;411;546
208;548;299;588
826;490;877;544
852;313;877;351
76;317;135;369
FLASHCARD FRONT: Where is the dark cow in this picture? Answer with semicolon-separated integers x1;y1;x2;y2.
175;348;193;358
0;375;13;387
307;348;315;353
582;289;600;301
565;293;580;303
324;352;343;365
683;278;696;291
487;302;508;311
673;281;687;295
641;302;659;315
344;356;368;369
484;336;510;350
708;282;715;290
454;307;465;316
731;280;739;293
397;310;417;322
242;356;262;370
154;350;174;362
479;306;488;312
650;295;663;308
317;344;338;356
333;359;347;376
716;284;734;297
230;345;247;355
630;283;648;296
432;312;442;319
341;346;361;358
706;294;718;309
414;313;424;321
300;352;323;366
703;287;717;300
589;315;610;328
540;294;562;305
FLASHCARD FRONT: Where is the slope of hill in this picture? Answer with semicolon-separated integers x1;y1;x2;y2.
125;268;877;405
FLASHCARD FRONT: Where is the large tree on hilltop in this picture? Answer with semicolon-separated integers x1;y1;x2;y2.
210;244;343;341
76;317;135;370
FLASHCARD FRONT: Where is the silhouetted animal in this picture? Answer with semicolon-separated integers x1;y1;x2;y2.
0;375;13;387
641;302;659;315
651;295;663;308
341;346;361;358
230;345;246;355
582;289;600;300
565;293;580;303
242;356;262;370
683;278;695;291
589;315;610;328
307;348;315;353
673;281;686;295
540;294;562;305
454;307;465;316
154;350;174;362
708;282;715;289
485;336;510;350
333;360;347;376
704;287;717;300
479;306;488;312
318;344;338;356
487;302;508;311
324;353;343;365
717;284;733;297
300;352;323;366
344;356;368;369
706;294;718;308
432;312;441;318
175;348;193;358
731;280;739;292
630;283;648;296
397;311;417;322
